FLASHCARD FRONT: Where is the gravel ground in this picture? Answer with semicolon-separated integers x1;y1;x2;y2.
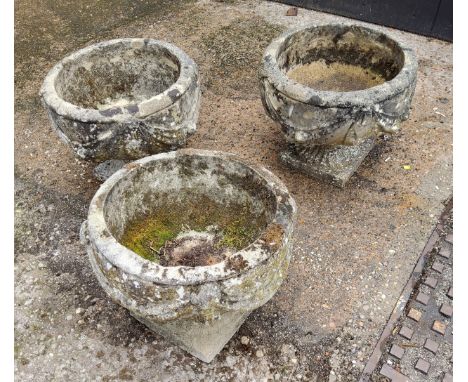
14;1;452;381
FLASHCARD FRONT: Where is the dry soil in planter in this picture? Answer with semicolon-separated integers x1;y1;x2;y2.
287;60;386;92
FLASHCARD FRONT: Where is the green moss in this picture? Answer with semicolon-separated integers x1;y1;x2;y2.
216;217;256;250
120;195;266;263
120;217;179;262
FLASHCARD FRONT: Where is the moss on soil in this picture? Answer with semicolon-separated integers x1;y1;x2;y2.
120;196;262;265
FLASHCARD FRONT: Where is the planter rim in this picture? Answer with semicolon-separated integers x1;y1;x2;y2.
86;149;297;286
40;38;197;124
261;23;418;108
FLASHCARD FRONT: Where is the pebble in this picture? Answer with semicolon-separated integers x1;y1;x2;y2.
256;350;264;358
76;307;85;315
240;336;250;345
66;315;73;321
225;355;236;367
281;344;296;358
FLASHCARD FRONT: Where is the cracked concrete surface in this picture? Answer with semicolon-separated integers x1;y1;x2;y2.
15;0;452;380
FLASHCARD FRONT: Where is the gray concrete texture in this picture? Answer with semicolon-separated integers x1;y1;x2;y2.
15;0;452;380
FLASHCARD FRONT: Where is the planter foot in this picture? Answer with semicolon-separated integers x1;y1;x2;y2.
94;160;127;182
131;310;251;363
280;138;376;187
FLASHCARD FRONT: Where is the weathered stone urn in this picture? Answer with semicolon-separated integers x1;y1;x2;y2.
80;149;296;362
259;24;418;187
40;38;200;161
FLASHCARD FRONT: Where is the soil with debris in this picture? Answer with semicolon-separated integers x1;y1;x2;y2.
15;0;452;381
287;60;386;92
119;200;259;264
159;233;230;267
121;224;233;267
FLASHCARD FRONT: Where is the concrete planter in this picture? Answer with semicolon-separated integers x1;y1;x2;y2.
40;39;200;161
81;149;296;362
260;24;418;186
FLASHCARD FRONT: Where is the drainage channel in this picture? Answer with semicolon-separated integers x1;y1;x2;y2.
360;200;453;382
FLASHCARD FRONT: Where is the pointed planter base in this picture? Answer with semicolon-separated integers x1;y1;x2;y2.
132;310;251;363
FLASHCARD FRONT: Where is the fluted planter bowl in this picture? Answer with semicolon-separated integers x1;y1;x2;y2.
81;149;296;362
40;39;200;161
259;24;417;186
260;23;418;146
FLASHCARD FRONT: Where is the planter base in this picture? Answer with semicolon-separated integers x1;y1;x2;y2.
280;138;375;187
93;160;126;182
131;310;251;363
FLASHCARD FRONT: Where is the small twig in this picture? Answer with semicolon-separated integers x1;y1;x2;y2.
399;343;419;348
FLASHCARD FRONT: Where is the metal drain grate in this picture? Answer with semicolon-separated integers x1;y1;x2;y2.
360;202;453;381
